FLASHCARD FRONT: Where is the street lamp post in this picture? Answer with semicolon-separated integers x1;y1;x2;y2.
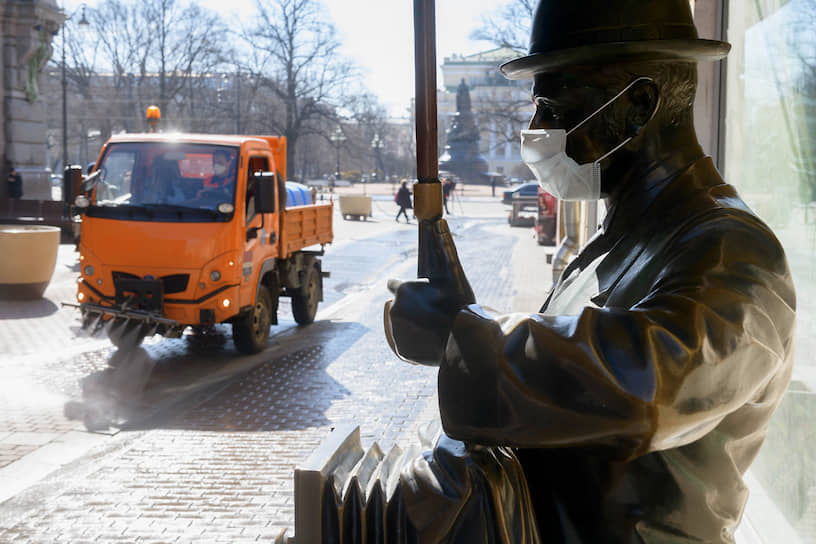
61;4;89;172
371;133;384;197
329;127;345;189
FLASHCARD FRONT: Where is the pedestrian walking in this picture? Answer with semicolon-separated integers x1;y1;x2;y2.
6;163;22;199
442;178;455;215
395;181;412;223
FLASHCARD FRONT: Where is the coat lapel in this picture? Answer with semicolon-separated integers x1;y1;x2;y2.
575;158;728;309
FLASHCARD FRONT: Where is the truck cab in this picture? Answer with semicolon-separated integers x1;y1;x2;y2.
72;132;333;354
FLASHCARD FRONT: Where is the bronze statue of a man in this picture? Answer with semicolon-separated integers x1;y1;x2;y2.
384;0;796;542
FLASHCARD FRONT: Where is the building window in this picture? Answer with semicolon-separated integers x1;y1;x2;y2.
722;0;816;540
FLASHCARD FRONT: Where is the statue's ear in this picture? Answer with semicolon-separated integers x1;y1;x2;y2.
625;79;660;137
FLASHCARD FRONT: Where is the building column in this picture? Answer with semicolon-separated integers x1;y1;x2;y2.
1;0;63;199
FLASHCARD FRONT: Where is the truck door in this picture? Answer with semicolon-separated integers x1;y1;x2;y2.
241;155;277;305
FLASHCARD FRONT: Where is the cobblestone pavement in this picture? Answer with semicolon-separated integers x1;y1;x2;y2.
0;198;553;542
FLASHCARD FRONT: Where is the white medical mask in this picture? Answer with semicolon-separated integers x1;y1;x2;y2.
520;77;654;201
214;163;227;176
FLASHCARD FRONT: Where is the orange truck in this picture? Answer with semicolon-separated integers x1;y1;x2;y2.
66;127;333;354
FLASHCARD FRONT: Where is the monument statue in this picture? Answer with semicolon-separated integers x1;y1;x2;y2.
455;78;471;113
296;1;796;542
24;29;53;103
438;79;488;184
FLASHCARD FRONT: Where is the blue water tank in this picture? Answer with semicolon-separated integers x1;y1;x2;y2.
285;182;312;207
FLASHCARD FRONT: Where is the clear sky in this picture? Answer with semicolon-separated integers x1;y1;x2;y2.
322;0;501;117
61;0;505;118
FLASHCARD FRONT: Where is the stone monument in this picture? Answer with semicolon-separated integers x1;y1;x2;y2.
438;78;488;184
0;0;64;199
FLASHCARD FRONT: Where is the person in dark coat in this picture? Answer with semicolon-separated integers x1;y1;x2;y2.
6;163;22;199
395;181;412;223
442;178;456;214
382;0;796;542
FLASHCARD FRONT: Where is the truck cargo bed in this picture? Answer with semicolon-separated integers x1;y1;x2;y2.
280;202;333;257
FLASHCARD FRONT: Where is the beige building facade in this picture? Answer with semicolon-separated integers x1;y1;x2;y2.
438;47;531;180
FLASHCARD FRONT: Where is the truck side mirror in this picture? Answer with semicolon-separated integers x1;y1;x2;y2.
63;165;83;204
254;171;277;214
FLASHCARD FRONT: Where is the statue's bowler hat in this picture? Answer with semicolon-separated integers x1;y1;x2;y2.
501;0;730;79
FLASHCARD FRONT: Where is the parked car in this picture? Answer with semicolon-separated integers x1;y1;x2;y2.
505;182;540;227
502;182;539;205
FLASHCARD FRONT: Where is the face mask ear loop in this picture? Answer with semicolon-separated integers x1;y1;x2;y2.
596;134;633;164
565;76;654;137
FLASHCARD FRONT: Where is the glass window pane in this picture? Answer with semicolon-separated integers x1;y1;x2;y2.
724;0;816;540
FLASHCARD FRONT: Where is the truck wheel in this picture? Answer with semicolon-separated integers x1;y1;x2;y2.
292;265;320;325
232;286;273;354
108;318;146;350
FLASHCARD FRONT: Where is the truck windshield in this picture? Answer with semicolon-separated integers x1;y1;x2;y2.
90;142;239;221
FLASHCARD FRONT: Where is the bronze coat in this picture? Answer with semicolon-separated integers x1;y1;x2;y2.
438;157;796;543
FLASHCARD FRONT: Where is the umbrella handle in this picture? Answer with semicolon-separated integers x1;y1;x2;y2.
413;0;440;186
414;0;452;283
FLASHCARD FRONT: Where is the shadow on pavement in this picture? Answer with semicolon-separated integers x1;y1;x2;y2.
0;298;59;319
161;320;368;433
63;319;368;434
63;347;156;432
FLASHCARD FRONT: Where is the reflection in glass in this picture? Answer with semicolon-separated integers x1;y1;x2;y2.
725;0;816;539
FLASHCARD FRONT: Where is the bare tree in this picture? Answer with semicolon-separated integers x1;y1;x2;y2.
786;0;816;202
85;0;150;138
48;15;103;170
345;92;388;176
245;0;359;174
48;0;234;166
48;0;392;179
59;21;97;100
139;0;230;124
469;0;534;51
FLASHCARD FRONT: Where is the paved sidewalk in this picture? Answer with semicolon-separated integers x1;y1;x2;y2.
0;243;112;484
0;243;106;359
0;198;556;542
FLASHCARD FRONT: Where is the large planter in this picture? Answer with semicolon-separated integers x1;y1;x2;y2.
0;225;60;299
338;195;372;221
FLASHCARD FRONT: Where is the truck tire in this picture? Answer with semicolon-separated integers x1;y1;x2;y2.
108;318;146;350
292;264;320;325
232;286;273;354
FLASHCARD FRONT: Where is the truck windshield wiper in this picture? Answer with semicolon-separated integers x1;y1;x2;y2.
119;204;155;217
141;203;221;219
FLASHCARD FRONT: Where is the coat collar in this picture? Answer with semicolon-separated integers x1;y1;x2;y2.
541;156;733;312
593;157;730;306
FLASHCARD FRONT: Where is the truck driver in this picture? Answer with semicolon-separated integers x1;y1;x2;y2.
198;148;236;199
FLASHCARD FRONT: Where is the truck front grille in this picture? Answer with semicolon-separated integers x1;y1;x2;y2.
161;274;189;294
112;271;190;295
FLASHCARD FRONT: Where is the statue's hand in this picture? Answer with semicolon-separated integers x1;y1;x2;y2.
384;278;466;366
384;218;475;366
